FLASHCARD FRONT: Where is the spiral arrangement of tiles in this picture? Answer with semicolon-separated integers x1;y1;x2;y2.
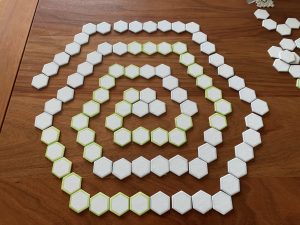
32;20;269;216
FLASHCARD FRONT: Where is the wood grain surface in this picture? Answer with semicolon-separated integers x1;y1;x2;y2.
0;0;38;129
0;0;300;224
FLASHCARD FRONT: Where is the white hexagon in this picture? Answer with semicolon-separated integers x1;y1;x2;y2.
214;99;232;116
124;64;139;79
171;191;192;214
209;113;227;130
82;23;96;35
86;51;102;65
115;100;131;117
157;20;171;32
279;38;296;51
251;98;269;116
254;9;269;19
123;88;139;103
149;99;166;116
143;21;157;33
52;157;72;178
132;100;149;117
140;88;156;103
74;32;89;45
128;41;142;55
83;100;100;117
171;21;185;33
53;52;70;66
44;98;62;115
143;42;157;55
289;65;300;78
41;126;60;145
42;62;59;76
109;64;124;78
227;158;247;178
179;52;195;66
212;191;233;215
83;142;102;162
76;128;95;146
262;19;277;30
140;64;155;79
57;86;74;103
132;156;150;178
200;41;216;55
180;100;198;116
31;74;49;89
93;88;109;103
169;128;187;147
113;20;128;33
186;22;200;33
171;87;187;103
130;192;150;215
169;155;188;176
157;42;172;55
187;63;203;78
220;174;240;196
276;24;291;36
89;192;109;216
242;129;261;147
151;128;169;146
192;191;212;214
129;21;143;33
205;86;222;102
279;50;296;64
151;155;169;177
45;142;65;162
61;172;82;194
110;193;129;216
203;128;222;146
150;191;170;215
67;73;84;88
99;75;115;89
234;142;254;162
241;87;258;106
113;128;131;147
113;42;127;56
209;53;224;67
188;158;208;179
112;158;131;180
197;143;217;163
245;113;263;130
34;112;53;130
285;18;300;29
69;190;90;213
162;75;178;91
71;113;89;131
155;64;171;78
172;42;187;55
175;114;193;131
65;42;80;56
228;75;245;91
77;62;93;76
93;157;112;178
196;74;212;89
192;31;207;44
96;22;111;34
132;127;150;145
97;42;112;56
218;64;234;79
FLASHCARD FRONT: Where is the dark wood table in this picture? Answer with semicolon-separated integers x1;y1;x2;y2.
0;0;300;224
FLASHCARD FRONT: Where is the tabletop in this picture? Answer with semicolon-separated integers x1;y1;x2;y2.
0;0;300;224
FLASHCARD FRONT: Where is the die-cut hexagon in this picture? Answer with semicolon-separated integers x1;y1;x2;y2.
209;113;227;130
179;52;195;66
105;113;123;131
196;74;212;89
45;142;65;162
69;189;90;213
132;127;150;145
169;155;188;176
112;158;131;180
99;75;115;89
151;128;169;146
113;128;131;147
83;100;100;117
76;128;95;146
123;88;139;103
128;41;142;55
130;192;150;215
175;114;193;131
110;192;129;216
71;113;89;131
115;100;131;117
143;42;157;55
108;64;124;78
89;192;110;216
132;156;151;178
214;99;232;115
52;157;72;178
93;88;109;103
83;142;102;162
187;63;203;78
125;64;139;79
169;128;187;147
61;172;82;194
41;126;60;145
150;191;170;215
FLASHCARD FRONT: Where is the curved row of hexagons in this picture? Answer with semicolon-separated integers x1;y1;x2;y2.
34;20;269;216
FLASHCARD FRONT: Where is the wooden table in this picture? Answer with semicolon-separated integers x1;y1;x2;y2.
0;0;300;224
